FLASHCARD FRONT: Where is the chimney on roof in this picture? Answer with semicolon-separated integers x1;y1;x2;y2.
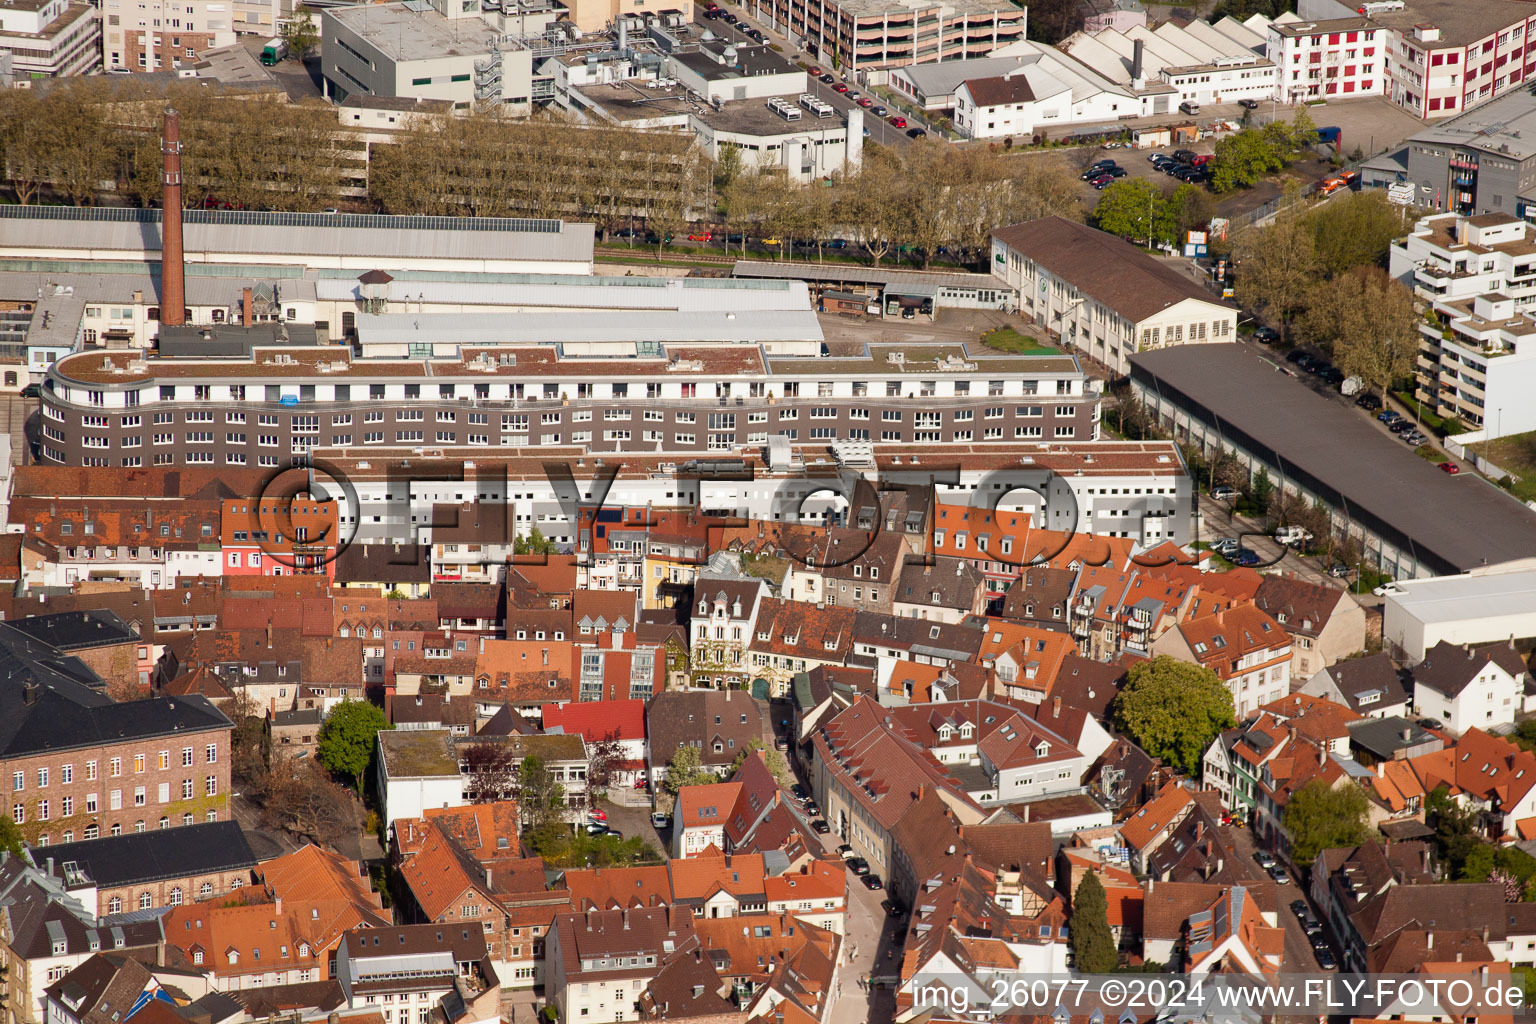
242;288;254;328
160;109;186;328
1053;696;1061;716
1132;39;1145;87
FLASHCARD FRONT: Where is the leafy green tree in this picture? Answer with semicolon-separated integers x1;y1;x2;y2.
728;741;791;785
516;755;567;833
317;700;392;793
1169;183;1215;241
1289;105;1320;150
0;815;24;859
1429;784;1485;877
1249;466;1275;512
514;526;558;555
1305;191;1407;277
663;744;717;794
1283;780;1371;867
1210;130;1285;193
1070;871;1117;972
1110;656;1235;776
281;8;319;58
1092;179;1166;244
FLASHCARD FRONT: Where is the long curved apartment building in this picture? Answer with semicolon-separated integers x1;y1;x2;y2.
39;326;1099;468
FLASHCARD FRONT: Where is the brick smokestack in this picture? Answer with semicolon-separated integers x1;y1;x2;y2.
242;288;254;327
160;108;186;328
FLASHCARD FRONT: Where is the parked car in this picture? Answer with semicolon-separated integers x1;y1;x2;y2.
846;90;859;100
1440;461;1461;474
791;784;809;802
604;828;624;840
833;82;849;93
857;96;873;107
1148;151;1168;163
584;822;610;835
1327;562;1350;578
803;800;819;816
1255;850;1276;870
807;65;821;75
588;809;608;823
1233;549;1261;567
872;105;888;117
1290;899;1309;918
1238;98;1260;109
1378;410;1402;423
862;874;884;890
1253;326;1280;344
1171;149;1197;164
1210;537;1239;557
687;231;712;242
811;819;830;834
1355;393;1383;410
650;812;671;828
1316;948;1338;970
1389;419;1414;433
1212;485;1237;502
1402;431;1428;446
906;127;927;138
1418;718;1443;730
1268;863;1291;883
848;857;871;876
720;12;736;22
901;306;916;319
1102;166;1126;178
819;72;835;83
1090;175;1115;189
837;844;855;859
1373;582;1404;598
18;383;39;399
888;116;908;128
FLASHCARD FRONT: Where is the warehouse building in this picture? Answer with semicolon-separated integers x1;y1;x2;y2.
1130;343;1536;579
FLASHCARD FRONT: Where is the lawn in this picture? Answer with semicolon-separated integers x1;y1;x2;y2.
1391;391;1462;438
741;551;790;586
980;327;1060;356
1468;430;1536;501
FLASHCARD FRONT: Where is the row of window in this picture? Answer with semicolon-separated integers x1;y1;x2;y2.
12;777;218;820
33;808;219;849
11;746;218;791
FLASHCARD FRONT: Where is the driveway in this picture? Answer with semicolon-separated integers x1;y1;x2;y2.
1195;494;1335;587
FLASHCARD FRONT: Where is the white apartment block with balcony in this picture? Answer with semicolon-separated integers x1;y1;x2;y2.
1391;211;1536;439
0;0;99;81
1265;15;1386;103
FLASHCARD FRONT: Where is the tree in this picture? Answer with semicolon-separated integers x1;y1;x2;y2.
1300;266;1418;399
1305;190;1404;276
1110;656;1235;776
1282;780;1371;867
514;526;558;555
1209;129;1286;193
1092;179;1165;244
1249;466;1274;511
316;699;392;793
1169;183;1216;241
727;741;791;786
663;744;717;794
1025;0;1083;43
516;755;567;833
586;730;625;806
0;815;24;860
1070;871;1118;972
1287;105;1320;150
281;8;320;59
1429;784;1485;877
228;690;272;794
262;758;355;846
462;740;518;803
1233;208;1322;341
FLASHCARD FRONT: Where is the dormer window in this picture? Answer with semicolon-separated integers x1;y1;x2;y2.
699;602;709;615
853;565;862;577
938;724;952;740
1036;741;1050;756
959;723;974;737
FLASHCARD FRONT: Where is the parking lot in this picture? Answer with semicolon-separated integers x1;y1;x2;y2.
697;0;924;148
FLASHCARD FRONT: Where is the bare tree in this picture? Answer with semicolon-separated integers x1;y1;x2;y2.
586;730;625;807
262;758;354;847
462;740;518;803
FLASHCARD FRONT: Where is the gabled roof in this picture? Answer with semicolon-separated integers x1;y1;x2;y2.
1321;653;1411;714
38;822;257;889
1119;781;1194;852
1412;640;1528;699
993;217;1235;323
1252;574;1348;639
540;699;646;743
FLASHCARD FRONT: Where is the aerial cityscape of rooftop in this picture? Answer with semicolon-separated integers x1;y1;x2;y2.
7;0;1536;1021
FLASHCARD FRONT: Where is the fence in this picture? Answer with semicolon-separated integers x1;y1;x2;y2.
1444;428;1522;484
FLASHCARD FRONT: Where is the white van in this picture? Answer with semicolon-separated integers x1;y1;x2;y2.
1179;100;1201;114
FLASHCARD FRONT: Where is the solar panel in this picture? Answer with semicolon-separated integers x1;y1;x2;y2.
0;205;562;234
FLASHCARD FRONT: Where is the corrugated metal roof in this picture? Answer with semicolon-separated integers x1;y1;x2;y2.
354;309;822;345
318;274;812;313
0;271;316;306
0;207;594;264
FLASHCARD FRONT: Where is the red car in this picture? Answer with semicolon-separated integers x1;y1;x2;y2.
857;96;873;107
1439;461;1461;474
807;65;821;75
687;231;712;242
833;82;849;93
889;115;907;128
